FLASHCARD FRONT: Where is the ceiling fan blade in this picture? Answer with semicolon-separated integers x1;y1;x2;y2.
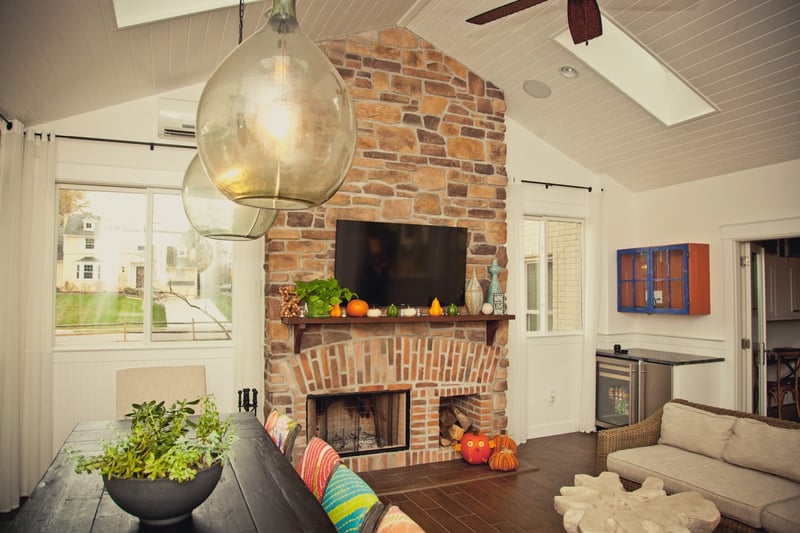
466;0;548;25
568;0;602;44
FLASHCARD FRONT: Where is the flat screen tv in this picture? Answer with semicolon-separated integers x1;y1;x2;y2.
334;220;468;307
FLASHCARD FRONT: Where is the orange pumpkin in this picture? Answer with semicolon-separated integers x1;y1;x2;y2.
329;304;343;317
488;448;518;472
346;298;369;317
492;431;517;454
459;430;492;465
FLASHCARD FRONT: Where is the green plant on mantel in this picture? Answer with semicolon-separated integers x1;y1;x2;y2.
293;277;356;317
70;395;237;482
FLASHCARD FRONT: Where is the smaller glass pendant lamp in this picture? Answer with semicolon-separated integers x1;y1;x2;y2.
196;0;357;210
182;154;277;240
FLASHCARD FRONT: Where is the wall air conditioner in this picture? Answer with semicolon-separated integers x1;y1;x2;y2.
157;98;197;140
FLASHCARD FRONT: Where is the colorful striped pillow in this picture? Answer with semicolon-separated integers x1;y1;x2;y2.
297;437;341;501
321;464;379;533
264;409;299;454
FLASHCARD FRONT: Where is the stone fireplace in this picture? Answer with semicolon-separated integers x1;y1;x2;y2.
261;27;509;471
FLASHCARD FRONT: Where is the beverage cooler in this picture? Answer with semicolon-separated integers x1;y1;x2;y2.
596;355;672;429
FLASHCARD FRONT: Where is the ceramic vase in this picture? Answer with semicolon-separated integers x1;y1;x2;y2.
487;259;503;304
465;269;484;315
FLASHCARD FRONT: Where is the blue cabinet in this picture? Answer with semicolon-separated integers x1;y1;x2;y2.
617;243;709;315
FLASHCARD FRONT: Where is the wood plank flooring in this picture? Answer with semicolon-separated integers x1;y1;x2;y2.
360;432;597;532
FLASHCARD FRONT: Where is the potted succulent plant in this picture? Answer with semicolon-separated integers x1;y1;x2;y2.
293;276;356;317
70;395;237;526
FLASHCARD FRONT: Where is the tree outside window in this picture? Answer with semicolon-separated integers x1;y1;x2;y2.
523;217;583;333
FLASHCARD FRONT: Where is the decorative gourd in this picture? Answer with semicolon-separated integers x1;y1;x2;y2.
488;449;518;472
329;304;343;317
346;298;369;317
429;298;443;316
459;430;492;465
492;431;517;454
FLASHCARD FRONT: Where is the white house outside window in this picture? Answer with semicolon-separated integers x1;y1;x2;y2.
55;187;234;344
523;217;583;333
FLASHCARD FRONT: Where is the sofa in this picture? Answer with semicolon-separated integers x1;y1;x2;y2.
596;398;800;533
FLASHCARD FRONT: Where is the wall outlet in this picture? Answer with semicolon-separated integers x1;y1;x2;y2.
547;389;556;405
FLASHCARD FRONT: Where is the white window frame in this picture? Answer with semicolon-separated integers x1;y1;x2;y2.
55;183;239;348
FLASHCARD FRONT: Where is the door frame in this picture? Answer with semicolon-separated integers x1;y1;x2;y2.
721;216;800;411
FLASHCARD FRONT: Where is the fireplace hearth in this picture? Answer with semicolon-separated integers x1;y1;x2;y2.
307;390;410;457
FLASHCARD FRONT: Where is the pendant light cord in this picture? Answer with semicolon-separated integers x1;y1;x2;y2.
238;0;244;44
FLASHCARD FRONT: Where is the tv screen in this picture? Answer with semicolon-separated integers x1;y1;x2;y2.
334;220;467;307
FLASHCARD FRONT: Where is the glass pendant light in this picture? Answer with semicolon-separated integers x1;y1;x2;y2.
182;154;277;240
196;0;357;210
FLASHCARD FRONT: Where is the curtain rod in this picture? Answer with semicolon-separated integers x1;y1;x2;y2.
521;179;592;192
33;132;196;151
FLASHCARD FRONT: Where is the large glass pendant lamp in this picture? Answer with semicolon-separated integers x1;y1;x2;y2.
182;154;277;240
196;0;357;210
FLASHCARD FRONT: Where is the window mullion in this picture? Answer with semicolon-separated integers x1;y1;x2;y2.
540;219;549;333
144;189;154;343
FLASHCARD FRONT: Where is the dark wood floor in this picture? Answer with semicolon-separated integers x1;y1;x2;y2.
360;432;598;532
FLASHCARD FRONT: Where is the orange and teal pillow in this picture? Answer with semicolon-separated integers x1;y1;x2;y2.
375;505;425;533
321;464;380;533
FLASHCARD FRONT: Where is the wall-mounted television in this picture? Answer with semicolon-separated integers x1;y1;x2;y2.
334;220;468;307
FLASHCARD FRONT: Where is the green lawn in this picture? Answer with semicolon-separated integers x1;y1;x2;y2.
56;292;166;330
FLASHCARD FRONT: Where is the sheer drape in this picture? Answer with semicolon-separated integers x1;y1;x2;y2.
578;187;604;432
0;122;56;512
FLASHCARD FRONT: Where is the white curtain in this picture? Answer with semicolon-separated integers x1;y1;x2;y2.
578;186;604;432
0;122;56;512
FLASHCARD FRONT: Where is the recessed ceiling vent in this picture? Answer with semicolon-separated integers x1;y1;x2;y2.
158;98;196;140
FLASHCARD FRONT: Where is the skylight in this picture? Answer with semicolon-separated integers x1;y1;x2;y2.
112;0;260;29
553;13;717;127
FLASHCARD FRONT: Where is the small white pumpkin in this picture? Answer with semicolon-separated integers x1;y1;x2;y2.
481;302;494;315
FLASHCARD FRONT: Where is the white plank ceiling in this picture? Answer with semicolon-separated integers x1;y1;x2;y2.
0;0;798;191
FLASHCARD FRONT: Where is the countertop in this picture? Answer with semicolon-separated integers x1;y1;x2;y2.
596;348;725;366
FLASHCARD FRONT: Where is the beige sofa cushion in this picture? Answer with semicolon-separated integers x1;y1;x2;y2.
762;496;800;533
658;402;736;459
608;444;800;528
722;418;800;483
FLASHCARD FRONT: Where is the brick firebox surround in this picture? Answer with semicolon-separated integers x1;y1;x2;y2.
263;28;510;472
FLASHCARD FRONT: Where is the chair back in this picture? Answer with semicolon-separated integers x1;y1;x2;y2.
264;408;301;458
116;365;207;419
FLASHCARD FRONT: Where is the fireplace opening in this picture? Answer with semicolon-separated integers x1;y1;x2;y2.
307;390;410;457
439;394;482;448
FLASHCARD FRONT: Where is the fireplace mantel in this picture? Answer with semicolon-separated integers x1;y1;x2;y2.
281;314;515;354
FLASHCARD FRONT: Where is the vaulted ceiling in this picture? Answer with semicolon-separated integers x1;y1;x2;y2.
1;0;798;191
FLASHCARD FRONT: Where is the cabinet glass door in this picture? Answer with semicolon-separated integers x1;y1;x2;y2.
652;247;687;312
618;249;648;312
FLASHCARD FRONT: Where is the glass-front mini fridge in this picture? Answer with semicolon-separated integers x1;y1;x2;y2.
596;355;671;428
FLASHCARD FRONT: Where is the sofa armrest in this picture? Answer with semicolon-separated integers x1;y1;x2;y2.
596;407;664;474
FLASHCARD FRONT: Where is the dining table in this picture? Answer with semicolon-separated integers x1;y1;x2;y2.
6;413;336;532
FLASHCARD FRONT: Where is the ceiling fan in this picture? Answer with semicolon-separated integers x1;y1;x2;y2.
466;0;602;45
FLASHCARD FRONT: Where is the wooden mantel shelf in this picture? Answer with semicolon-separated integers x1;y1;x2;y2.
281;314;515;354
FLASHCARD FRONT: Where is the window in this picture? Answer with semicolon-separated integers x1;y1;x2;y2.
523;217;583;333
56;187;234;344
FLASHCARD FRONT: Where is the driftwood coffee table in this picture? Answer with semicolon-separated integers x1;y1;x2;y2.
554;472;720;533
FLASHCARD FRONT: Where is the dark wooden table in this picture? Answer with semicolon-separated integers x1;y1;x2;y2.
6;414;335;532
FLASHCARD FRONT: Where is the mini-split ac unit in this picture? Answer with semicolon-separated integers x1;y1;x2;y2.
157;98;196;140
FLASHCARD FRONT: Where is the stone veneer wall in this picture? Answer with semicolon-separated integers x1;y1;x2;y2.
263;28;509;471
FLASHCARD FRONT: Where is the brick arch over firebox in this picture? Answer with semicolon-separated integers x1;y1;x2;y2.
269;335;507;471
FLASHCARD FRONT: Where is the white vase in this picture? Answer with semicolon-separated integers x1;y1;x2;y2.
465;269;484;315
